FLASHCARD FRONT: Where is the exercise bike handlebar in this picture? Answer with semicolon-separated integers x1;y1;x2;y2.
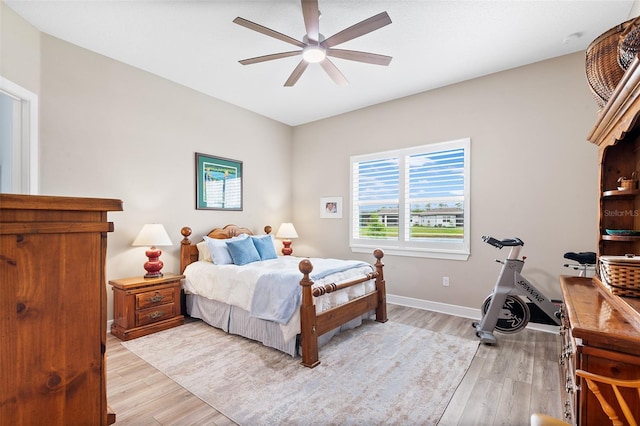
482;235;524;249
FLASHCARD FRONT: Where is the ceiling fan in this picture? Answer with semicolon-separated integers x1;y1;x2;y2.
233;0;392;87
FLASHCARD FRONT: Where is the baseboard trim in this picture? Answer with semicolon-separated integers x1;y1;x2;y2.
387;294;560;334
106;296;559;335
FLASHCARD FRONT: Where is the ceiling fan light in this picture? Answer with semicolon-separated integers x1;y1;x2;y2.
303;46;326;63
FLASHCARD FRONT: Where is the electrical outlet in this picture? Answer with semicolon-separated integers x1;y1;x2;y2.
443;276;450;287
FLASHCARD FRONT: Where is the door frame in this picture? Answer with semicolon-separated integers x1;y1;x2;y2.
0;76;38;194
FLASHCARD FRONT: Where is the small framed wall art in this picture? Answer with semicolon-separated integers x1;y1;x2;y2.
195;152;243;210
320;196;342;219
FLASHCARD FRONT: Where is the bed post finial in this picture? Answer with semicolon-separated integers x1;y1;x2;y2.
373;248;384;262
264;225;272;235
299;259;320;368
181;227;192;243
180;227;193;274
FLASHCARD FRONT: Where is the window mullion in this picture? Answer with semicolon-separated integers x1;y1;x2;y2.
399;154;408;245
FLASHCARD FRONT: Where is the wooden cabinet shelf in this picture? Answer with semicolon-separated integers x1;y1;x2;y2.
601;234;640;241
603;189;640;197
590;58;640;258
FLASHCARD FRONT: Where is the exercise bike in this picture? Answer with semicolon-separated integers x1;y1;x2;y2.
472;236;562;345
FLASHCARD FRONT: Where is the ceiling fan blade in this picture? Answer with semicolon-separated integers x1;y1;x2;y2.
320;58;348;86
233;17;306;48
321;11;392;48
239;50;302;65
284;60;310;87
301;0;320;43
327;49;392;66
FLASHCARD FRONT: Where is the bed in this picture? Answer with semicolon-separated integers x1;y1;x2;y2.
179;224;387;368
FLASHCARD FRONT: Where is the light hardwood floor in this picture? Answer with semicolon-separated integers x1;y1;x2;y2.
106;304;562;425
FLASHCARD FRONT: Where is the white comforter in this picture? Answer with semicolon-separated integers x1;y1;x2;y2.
182;256;376;342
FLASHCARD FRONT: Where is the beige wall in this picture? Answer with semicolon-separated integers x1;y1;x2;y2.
292;52;599;310
37;35;293;322
0;2;40;93
3;1;600;320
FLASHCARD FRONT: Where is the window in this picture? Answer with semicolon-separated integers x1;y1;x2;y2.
350;138;470;260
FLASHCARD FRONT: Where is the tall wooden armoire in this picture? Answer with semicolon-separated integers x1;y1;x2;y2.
558;57;640;425
0;194;122;424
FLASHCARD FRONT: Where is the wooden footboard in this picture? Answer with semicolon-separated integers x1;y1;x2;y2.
299;249;387;368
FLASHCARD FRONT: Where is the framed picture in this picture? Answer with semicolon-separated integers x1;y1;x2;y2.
195;153;243;210
320;196;342;219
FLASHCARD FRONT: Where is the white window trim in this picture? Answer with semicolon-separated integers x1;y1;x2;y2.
350;138;470;261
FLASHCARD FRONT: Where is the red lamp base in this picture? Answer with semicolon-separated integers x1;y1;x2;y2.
281;240;293;256
143;246;164;278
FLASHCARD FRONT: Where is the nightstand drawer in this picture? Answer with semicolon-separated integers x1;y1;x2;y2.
136;303;176;326
136;288;175;309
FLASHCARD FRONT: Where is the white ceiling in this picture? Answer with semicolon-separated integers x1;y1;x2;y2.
5;0;637;126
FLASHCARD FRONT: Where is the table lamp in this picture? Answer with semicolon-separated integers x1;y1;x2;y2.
132;223;173;278
276;222;298;255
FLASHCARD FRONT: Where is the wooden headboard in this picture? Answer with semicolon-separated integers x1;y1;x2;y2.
179;224;272;273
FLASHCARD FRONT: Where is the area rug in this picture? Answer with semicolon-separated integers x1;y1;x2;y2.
121;319;479;425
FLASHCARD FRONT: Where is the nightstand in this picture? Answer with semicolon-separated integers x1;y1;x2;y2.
110;274;185;340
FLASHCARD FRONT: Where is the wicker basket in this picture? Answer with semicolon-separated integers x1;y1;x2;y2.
586;19;634;109
599;255;640;297
619;178;637;190
619;17;640;70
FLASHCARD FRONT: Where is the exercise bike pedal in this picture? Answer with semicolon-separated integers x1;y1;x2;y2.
476;329;497;345
472;321;497;344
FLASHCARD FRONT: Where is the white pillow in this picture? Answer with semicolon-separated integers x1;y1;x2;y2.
196;240;212;262
203;234;248;265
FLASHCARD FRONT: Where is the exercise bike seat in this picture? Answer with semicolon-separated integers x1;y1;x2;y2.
563;251;596;265
482;236;524;249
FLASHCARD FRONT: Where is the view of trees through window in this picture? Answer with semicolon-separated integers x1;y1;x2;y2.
352;146;466;242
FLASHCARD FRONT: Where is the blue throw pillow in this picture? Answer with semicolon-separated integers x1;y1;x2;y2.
226;235;261;265
251;235;278;260
204;234;247;265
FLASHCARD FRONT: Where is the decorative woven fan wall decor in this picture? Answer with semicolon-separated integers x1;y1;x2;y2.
585;17;639;109
619;18;640;70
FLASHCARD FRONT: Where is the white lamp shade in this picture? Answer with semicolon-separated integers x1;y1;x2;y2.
276;223;298;239
132;224;173;247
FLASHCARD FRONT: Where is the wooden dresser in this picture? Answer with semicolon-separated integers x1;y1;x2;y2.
0;194;122;425
559;276;640;425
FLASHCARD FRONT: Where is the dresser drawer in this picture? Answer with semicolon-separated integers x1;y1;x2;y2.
136;288;175;309
136;303;176;326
